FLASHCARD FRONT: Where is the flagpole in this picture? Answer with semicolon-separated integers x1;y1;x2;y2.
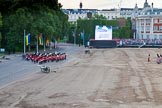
28;33;31;52
24;29;26;54
36;35;38;53
43;35;46;52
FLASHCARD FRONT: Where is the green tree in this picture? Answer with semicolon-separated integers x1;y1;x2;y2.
0;12;2;47
0;13;2;27
2;4;68;51
77;18;132;40
91;14;107;20
0;0;67;51
77;19;117;42
0;0;62;13
119;18;132;39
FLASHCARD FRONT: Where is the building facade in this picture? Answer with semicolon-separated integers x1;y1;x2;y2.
62;0;162;39
134;1;162;39
62;9;97;24
97;9;120;20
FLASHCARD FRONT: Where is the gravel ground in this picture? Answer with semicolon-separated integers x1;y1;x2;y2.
0;48;162;108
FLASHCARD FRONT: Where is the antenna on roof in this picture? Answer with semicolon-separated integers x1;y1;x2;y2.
118;0;122;9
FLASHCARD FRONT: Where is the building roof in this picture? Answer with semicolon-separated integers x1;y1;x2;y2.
142;8;162;15
62;9;97;14
120;8;134;11
143;0;150;8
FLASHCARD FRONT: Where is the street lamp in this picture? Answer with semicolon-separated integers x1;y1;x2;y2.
81;30;85;46
72;29;76;45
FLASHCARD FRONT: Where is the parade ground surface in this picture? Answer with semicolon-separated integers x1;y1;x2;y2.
1;47;162;108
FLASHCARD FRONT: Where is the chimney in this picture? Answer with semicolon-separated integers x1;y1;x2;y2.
152;3;153;12
79;2;83;9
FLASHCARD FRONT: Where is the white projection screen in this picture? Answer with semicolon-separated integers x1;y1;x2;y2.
95;25;112;40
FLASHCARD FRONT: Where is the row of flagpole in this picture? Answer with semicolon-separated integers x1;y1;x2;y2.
23;30;49;55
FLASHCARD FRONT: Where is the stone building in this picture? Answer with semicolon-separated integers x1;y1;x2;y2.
134;0;162;39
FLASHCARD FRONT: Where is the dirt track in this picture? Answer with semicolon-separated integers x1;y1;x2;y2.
1;48;162;108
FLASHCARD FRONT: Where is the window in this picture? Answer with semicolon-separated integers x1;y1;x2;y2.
154;35;157;39
160;19;162;23
141;19;144;23
159;35;162;39
141;35;143;39
146;26;150;30
141;26;144;30
160;26;162;30
76;16;78;19
154;19;158;23
153;26;158;30
146;19;151;23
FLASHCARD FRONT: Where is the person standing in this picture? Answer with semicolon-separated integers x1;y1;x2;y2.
148;54;150;62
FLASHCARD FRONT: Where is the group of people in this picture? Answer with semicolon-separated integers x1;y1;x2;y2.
156;54;162;64
147;53;162;64
24;52;67;64
118;39;162;46
156;54;162;58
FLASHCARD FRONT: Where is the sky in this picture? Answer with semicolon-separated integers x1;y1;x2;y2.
58;0;162;9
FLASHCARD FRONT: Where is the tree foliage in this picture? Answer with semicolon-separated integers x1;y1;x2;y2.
77;19;117;40
76;17;132;42
119;18;132;39
0;12;2;47
0;0;62;13
91;14;107;20
0;13;2;27
0;1;69;51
